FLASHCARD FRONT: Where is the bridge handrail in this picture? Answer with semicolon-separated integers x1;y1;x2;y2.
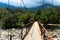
39;22;54;40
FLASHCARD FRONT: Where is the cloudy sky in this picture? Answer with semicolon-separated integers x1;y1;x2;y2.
0;0;60;8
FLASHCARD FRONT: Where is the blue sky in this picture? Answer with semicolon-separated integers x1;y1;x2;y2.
0;0;60;8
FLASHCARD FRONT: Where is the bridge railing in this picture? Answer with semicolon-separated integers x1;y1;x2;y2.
39;22;54;40
22;21;54;40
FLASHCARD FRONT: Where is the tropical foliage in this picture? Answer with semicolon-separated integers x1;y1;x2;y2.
0;7;60;28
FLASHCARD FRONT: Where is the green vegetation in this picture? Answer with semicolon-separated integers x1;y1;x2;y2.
0;7;60;28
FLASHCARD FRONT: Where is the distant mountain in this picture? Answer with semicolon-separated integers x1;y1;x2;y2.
27;3;53;10
0;2;60;10
27;3;60;10
42;3;53;8
0;2;18;9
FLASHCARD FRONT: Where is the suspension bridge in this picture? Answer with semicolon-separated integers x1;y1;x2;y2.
7;21;53;40
22;21;53;40
0;0;58;40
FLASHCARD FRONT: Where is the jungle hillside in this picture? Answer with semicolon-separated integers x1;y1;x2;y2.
0;7;60;29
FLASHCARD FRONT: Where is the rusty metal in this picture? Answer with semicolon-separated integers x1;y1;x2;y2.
39;22;54;40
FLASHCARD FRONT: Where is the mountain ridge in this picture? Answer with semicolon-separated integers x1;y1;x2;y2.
0;2;60;10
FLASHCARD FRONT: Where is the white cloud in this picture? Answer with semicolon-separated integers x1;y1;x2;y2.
53;0;60;6
0;0;43;8
0;0;8;4
45;0;60;6
22;0;42;8
45;0;52;4
9;0;20;6
0;0;60;8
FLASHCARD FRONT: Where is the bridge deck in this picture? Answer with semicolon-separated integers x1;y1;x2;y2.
24;21;43;40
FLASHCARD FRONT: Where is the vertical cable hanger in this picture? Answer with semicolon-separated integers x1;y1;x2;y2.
52;0;53;7
52;0;54;12
19;0;21;8
41;0;44;10
52;0;53;8
8;0;9;39
8;0;9;8
21;0;27;11
41;0;44;22
41;0;43;10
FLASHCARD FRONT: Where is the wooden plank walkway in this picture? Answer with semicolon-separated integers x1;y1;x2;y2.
24;21;43;40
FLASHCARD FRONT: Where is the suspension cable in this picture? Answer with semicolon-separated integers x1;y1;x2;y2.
52;0;54;13
21;0;27;11
41;0;44;10
52;0;53;7
39;23;54;40
8;0;9;8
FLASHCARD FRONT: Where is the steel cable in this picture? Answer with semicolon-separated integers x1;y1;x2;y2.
21;0;27;10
